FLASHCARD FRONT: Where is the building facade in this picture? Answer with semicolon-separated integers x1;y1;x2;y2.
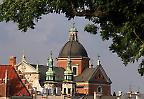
14;24;112;96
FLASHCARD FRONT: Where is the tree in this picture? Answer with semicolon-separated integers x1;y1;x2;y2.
0;0;144;75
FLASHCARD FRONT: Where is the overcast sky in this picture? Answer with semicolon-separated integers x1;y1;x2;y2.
0;14;144;94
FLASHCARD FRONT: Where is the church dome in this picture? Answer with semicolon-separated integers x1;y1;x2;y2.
58;23;88;58
58;41;88;58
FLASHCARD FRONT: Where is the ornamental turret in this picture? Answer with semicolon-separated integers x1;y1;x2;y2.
46;52;55;81
64;56;73;81
62;56;76;96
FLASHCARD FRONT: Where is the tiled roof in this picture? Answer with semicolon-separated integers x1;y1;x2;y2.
74;64;111;84
0;65;31;97
74;68;96;82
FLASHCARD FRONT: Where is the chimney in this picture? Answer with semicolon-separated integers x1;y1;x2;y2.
8;56;16;66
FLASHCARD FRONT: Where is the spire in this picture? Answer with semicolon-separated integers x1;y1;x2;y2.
21;53;27;63
48;51;53;67
36;64;39;72
97;55;101;65
46;51;55;81
69;22;78;41
67;56;71;68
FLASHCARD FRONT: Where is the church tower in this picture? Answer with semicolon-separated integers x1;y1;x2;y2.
57;24;89;75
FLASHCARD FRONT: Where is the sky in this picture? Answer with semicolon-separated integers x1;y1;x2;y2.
0;14;144;94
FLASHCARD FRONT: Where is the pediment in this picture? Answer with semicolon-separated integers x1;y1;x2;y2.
89;65;111;84
17;61;38;73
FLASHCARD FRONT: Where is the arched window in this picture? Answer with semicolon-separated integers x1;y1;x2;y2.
73;67;77;75
64;88;66;94
97;86;102;93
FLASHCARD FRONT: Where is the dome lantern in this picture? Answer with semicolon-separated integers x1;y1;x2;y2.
69;23;78;41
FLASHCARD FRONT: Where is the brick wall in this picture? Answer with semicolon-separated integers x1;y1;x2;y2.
57;57;89;75
88;84;111;96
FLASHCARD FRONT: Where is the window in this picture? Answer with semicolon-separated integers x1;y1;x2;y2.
73;67;77;75
64;88;66;94
97;86;102;93
68;88;71;94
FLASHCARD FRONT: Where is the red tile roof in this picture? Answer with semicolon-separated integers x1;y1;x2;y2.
0;65;31;97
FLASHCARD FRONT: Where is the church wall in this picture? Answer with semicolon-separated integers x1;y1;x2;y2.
75;82;111;96
17;63;42;91
24;73;40;88
94;69;108;83
76;83;89;95
88;83;111;96
57;58;89;75
71;60;83;75
57;59;67;70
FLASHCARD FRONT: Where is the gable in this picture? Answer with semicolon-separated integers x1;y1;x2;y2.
90;69;107;83
89;65;112;84
17;62;38;73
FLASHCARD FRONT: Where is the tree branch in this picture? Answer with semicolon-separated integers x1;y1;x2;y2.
133;29;144;44
72;9;106;17
69;1;107;17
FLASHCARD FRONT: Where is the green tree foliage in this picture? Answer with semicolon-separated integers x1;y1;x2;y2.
0;0;144;74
